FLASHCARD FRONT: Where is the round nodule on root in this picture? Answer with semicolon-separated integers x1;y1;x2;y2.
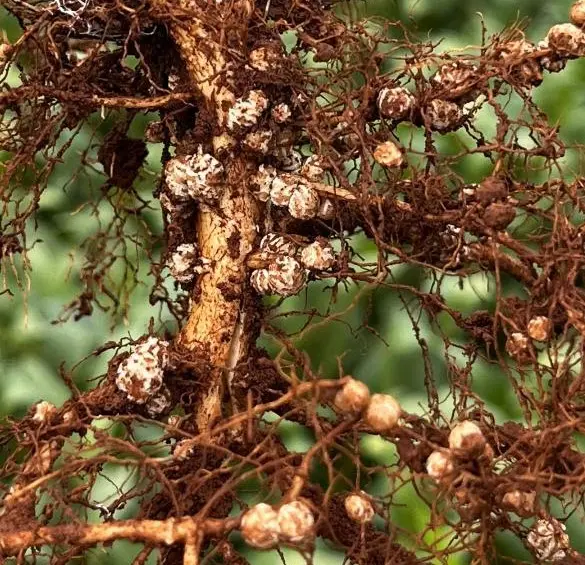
426;450;455;482
483;202;516;230
373;141;404;168
377;86;415;119
344;493;375;523
164;152;225;201
243;129;273;154
269;176;295;207
431;62;477;93
425;99;463;132
546;23;585;57
277;500;315;544
32;400;57;423
168;243;197;284
301;154;327;181
271;102;292;123
334;377;371;415
493;38;544;86
115;337;169;404
173;439;194;460
288;184;320;219
300;239;336;270
250;268;272;295
251;164;276;202
571;1;585;27
260;233;298;257
448;420;486;454
145;385;171;417
227;89;269;130
267;256;307;297
527;316;552;342
475;176;508;203
526;518;570;562
506;332;530;360
249;44;283;72
241;503;281;549
501;489;536;517
364;393;401;432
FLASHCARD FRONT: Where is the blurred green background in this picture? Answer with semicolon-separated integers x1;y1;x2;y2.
2;0;585;563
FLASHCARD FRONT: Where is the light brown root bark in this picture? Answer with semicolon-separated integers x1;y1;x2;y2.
0;516;235;557
150;0;259;432
180;167;258;431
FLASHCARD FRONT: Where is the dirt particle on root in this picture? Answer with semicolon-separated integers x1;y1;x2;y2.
226;231;241;259
476;176;509;203
231;352;289;406
483;202;516;230
217;280;241;301
98;129;148;189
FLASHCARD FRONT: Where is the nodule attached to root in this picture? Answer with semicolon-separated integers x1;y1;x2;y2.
546;23;585;57
426;450;456;482
240;503;281;549
288;184;320;220
344;492;375;524
249;44;284;72
243;129;273;154
240;500;316;549
571;0;585;27
373;141;404;168
227;89;269;130
527;315;552;342
167;243;198;284
364;393;402;432
267;256;307;296
271;102;292;123
32;400;57;423
251;255;307;297
165;152;225;201
448;421;486;455
506;332;531;361
277;500;315;544
260;233;299;257
115;337;169;405
425;99;464;132
526;518;570;562
377;86;415;120
334;377;371;415
501;489;536;517
270;176;296;207
300;239;336;271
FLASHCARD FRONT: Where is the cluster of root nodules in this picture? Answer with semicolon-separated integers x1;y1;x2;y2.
5;0;585;563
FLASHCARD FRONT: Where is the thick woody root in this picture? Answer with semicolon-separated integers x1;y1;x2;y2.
0;516;233;557
151;0;259;431
179;161;258;429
